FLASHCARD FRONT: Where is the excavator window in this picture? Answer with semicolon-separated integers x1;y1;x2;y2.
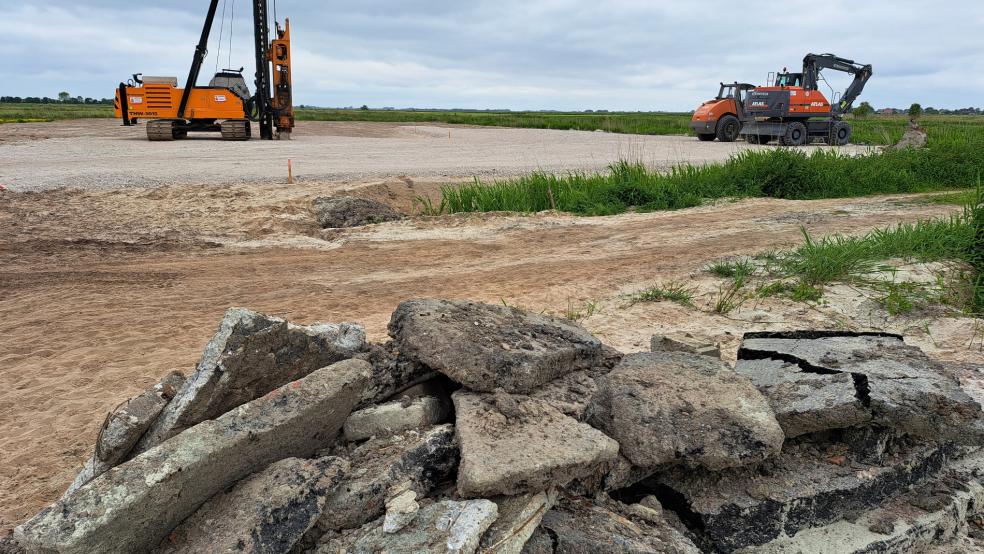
775;73;803;87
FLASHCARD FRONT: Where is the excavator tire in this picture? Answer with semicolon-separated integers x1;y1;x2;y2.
146;119;178;141
780;122;808;146
829;121;852;146
715;115;741;142
220;120;251;141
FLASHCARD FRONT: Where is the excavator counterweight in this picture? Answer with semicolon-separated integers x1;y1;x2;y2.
113;0;294;141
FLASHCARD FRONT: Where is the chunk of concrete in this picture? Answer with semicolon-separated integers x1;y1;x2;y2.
64;371;187;495
317;424;458;532
590;351;784;471
389;299;603;393
318;499;499;554
135;308;366;454
649;439;955;553
344;396;448;441
739;331;984;444
743;450;984;553
735;357;871;437
14;359;370;554
652;332;722;359
479;490;558;554
155;456;349;554
537;494;701;554
383;490;420;534
313;196;403;228
530;369;600;421
354;342;436;409
454;390;619;498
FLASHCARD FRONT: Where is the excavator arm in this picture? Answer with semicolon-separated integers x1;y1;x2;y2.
801;53;873;115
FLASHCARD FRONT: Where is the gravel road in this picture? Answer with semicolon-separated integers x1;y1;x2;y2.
0;119;872;192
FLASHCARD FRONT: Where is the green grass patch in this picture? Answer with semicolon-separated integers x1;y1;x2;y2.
707;258;756;280
628;282;696;308
0;104;114;123
918;190;978;205
441;141;984;217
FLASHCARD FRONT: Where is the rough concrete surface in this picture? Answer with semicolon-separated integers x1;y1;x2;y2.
136;308;366;453
390;299;603;393
343;396;448;442
479;490;558;554
454;391;619;498
14;359;370;554
590;351;784;471
536;494;701;554
155;456;349;554
317;499;499;554
317;425;458;532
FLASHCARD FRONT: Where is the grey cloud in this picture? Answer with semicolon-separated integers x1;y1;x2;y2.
1;0;981;110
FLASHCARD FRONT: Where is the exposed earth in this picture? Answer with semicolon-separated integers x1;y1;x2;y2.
0;120;979;536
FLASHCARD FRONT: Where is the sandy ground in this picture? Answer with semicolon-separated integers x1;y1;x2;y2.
0;121;979;534
0;119;871;192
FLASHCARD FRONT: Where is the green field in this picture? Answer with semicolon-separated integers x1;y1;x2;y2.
3;103;981;148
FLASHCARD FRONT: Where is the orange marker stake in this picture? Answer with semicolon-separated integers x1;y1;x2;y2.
288;159;294;184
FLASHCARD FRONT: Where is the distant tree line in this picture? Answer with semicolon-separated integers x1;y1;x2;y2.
1;92;113;105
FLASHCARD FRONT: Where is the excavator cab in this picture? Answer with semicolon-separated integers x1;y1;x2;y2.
774;72;804;88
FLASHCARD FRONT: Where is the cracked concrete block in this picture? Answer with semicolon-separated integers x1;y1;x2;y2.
154;457;349;554
649;439;956;553
738;331;984;444
14;359;370;554
735;357;871;437
454;391;619;498
389;299;603;393
134;308;366;455
590;351;784;471
343;396;449;442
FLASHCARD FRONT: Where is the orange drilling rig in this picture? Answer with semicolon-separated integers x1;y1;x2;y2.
113;0;294;141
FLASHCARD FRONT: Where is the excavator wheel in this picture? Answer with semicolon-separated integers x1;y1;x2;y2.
147;119;179;141
829;121;852;146
715;115;741;142
220;119;251;141
697;133;716;142
780;122;808;146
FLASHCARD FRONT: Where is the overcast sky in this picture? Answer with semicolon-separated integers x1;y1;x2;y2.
3;0;982;111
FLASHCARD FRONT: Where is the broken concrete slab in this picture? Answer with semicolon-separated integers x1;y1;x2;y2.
354;342;438;409
389;299;602;393
479;490;557;554
317;424;458;532
63;371;187;496
738;331;984;444
735;357;871;437
383;490;420;534
590;351;784;471
648;439;956;553
454;390;619;498
317;499;499;554
530;369;600;421
134;308;366;455
313;196;403;228
743;451;984;553
155;456;349;554
537;494;701;554
14;359;370;554
652;332;722;359
343;396;449;442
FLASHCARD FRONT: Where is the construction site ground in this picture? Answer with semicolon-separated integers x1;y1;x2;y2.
0;119;978;533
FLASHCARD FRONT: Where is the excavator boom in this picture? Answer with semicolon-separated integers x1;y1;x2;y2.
801;53;873;115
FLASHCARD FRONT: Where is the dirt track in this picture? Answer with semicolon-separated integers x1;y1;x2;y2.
0;121;976;534
0;119;871;192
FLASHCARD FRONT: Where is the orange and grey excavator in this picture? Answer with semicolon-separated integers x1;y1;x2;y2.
737;53;872;146
114;0;294;141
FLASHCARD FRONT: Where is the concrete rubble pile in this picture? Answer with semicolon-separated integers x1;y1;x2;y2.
8;300;984;553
